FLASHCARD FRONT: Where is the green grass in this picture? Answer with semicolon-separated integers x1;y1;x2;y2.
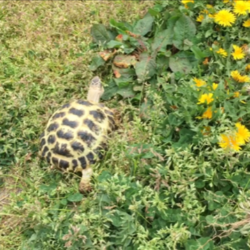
0;1;153;248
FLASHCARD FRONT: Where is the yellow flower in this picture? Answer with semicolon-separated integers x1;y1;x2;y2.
197;93;214;105
231;70;250;83
231;70;241;81
181;0;194;4
243;19;250;27
206;4;213;9
231;45;245;60
202;107;213;119
239;75;250;83
201;9;209;14
219;133;242;151
197;14;204;22
216;48;228;57
212;83;218;90
236;122;250;143
214;10;236;27
231;70;241;80
234;91;240;97
194;78;206;87
223;0;229;3
246;64;250;71
234;1;250;16
181;0;194;8
208;14;215;18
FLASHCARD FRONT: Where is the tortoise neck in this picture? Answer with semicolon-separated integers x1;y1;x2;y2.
87;88;102;104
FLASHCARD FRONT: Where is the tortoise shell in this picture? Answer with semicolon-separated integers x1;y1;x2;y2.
39;100;116;172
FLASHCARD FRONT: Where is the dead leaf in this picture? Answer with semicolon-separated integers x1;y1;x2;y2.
113;55;137;68
113;70;121;78
116;34;123;41
99;50;115;61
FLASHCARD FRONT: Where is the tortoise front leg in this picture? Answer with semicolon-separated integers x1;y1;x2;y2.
79;167;93;193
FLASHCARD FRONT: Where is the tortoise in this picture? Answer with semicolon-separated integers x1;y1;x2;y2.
39;76;116;192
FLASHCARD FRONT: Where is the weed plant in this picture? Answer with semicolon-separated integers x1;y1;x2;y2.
1;0;250;249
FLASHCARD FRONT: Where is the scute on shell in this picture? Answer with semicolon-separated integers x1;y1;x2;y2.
39;100;115;172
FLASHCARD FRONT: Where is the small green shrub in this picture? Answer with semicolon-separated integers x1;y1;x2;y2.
1;0;250;249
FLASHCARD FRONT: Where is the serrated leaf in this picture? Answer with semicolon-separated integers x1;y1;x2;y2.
191;45;210;61
133;13;154;36
151;28;173;51
169;51;197;74
172;14;196;50
89;55;105;71
114;77;133;88
167;13;181;30
156;55;169;75
134;53;156;83
101;79;119;100
109;19;133;33
67;193;83;202
107;40;124;49
117;86;135;98
91;24;112;44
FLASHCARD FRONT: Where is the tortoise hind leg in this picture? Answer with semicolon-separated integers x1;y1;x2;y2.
79;167;93;193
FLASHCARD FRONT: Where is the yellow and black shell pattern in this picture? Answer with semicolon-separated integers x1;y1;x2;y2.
39;100;116;172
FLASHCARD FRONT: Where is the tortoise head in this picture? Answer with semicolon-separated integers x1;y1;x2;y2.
87;76;104;104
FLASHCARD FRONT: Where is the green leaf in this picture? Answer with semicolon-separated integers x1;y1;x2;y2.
173;128;196;148
39;184;57;194
67;193;83;202
109;19;133;33
117;86;135;98
91;24;112;44
112;66;135;79
114;77;133;88
205;29;214;38
60;199;68;205
108;213;123;227
185;238;214;250
206;215;215;224
89;55;105;71
160;208;183;222
97;170;112;182
167;12;181;30
151;28;173;51
134;53;156;83
107;40;124;49
101;79;119;100
172;14;196;50
169;51;197;74
195;179;205;188
133;13;154;36
156;55;169;75
191;45;210;62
